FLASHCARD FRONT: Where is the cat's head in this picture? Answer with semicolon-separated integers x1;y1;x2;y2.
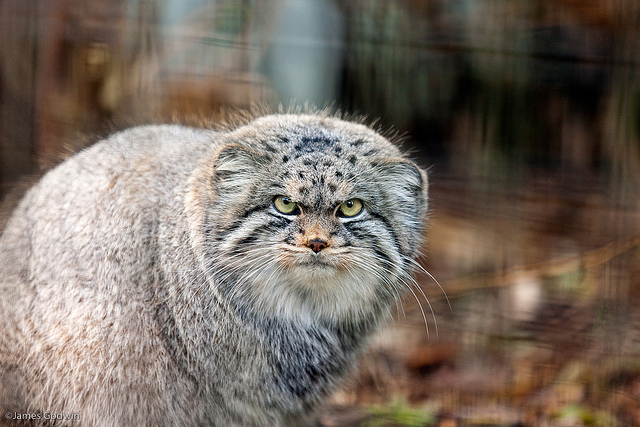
191;114;429;325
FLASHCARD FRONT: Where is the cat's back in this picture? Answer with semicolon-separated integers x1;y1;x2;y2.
3;124;216;237
0;123;220;315
1;123;217;277
36;124;218;203
0;124;220;424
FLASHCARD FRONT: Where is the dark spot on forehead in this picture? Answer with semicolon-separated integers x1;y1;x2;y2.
278;136;289;144
351;139;366;147
328;183;337;192
348;155;357;165
282;155;289;163
335;171;343;178
298;171;305;179
304;135;335;145
293;135;338;156
333;146;342;155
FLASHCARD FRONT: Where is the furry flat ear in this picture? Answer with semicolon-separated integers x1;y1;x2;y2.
377;159;429;254
185;142;269;245
381;159;428;212
210;143;267;195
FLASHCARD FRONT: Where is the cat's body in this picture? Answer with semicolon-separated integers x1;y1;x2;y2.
0;114;428;426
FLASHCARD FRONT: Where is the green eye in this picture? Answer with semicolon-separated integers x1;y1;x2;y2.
273;196;299;215
337;199;363;218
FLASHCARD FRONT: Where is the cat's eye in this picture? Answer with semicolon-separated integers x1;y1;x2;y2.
273;196;299;215
337;199;363;218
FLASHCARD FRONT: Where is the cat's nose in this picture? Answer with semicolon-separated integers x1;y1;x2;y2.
307;239;328;253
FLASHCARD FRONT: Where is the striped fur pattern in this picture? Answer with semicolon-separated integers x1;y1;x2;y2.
0;113;429;426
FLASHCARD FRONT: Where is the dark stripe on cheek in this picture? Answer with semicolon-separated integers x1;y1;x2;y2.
372;246;393;266
236;234;258;247
264;215;291;229
366;211;402;254
231;234;259;254
229;219;289;253
219;219;243;239
241;202;269;219
218;203;270;237
347;222;396;266
347;225;371;241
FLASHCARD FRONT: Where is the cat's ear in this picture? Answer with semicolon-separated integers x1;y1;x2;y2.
377;159;429;254
185;142;271;253
210;143;267;194
379;159;428;215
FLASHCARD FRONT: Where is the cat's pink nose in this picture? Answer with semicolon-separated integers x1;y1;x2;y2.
307;239;327;253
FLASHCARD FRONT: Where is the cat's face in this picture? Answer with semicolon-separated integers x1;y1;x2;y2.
202;115;428;323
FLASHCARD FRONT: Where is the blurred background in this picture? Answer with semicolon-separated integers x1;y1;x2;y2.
2;0;640;425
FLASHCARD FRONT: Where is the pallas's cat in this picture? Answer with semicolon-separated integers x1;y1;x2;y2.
0;114;429;426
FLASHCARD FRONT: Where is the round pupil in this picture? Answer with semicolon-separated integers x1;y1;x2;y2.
345;200;354;208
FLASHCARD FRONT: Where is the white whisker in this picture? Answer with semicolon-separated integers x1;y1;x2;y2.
406;256;451;311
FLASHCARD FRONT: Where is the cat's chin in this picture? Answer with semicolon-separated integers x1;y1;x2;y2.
222;248;392;322
234;261;384;322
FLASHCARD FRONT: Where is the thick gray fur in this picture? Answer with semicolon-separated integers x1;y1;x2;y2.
0;114;428;426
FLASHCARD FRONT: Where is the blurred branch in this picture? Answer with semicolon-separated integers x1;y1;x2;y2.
437;235;640;298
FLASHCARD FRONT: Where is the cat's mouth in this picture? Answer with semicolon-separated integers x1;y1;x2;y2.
297;257;333;268
277;245;352;270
